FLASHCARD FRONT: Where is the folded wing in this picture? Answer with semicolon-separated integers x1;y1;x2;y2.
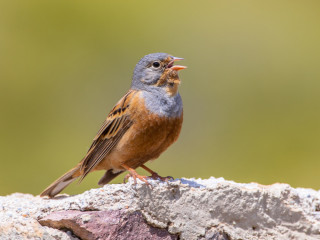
79;90;138;181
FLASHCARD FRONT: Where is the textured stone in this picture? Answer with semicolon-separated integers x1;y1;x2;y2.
39;210;177;240
0;177;320;240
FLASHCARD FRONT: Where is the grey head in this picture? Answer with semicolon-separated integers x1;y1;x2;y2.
131;52;185;91
130;53;186;117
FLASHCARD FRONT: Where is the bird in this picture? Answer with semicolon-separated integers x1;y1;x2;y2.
40;52;186;198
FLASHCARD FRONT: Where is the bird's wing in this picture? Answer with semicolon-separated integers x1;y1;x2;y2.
79;89;139;181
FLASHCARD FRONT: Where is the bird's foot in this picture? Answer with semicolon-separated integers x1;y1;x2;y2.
123;172;150;185
140;164;174;182
122;164;151;187
148;172;174;182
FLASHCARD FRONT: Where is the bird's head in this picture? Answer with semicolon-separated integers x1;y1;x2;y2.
131;53;186;96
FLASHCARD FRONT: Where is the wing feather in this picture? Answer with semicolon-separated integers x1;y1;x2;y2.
79;90;138;181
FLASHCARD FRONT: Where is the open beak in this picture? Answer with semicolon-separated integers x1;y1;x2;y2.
168;56;187;71
171;65;187;71
173;57;184;61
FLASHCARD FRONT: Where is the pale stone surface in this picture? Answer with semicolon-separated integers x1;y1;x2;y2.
0;177;320;240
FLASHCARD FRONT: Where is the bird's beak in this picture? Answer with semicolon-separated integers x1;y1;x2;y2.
171;65;187;71
171;57;187;71
173;57;184;61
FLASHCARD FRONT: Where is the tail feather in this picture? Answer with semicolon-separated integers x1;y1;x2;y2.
98;169;123;186
40;166;81;198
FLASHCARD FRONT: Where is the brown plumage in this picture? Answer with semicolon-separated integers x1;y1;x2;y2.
40;53;186;198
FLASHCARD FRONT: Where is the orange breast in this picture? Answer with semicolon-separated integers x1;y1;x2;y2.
108;92;183;170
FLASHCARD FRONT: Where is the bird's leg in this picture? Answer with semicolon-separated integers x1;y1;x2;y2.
121;163;151;186
141;165;174;182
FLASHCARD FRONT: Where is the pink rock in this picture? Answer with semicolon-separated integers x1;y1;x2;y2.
38;210;177;240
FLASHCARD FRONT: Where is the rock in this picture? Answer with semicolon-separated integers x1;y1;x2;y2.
39;210;177;240
0;177;320;240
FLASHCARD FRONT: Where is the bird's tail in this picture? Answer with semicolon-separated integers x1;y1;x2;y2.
40;164;82;198
98;169;123;186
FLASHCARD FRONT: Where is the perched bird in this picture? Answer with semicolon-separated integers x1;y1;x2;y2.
40;53;186;198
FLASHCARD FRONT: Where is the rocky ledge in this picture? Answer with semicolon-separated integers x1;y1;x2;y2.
0;177;320;240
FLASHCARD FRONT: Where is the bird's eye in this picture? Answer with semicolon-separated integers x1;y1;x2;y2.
152;61;161;68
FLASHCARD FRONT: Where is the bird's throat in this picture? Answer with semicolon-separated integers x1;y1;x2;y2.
165;80;180;97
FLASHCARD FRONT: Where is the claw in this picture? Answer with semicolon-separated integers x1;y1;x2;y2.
149;173;174;182
141;164;174;182
121;164;152;188
123;174;132;184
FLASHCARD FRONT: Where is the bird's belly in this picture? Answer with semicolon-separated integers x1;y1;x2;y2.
107;112;183;170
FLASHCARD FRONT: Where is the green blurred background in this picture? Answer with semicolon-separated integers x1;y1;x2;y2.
1;1;320;196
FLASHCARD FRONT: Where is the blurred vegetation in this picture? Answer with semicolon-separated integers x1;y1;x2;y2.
1;1;320;196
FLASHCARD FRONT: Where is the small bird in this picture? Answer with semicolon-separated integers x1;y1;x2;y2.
40;53;186;198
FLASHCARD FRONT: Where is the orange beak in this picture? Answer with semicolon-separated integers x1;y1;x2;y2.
171;65;187;71
171;56;187;71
